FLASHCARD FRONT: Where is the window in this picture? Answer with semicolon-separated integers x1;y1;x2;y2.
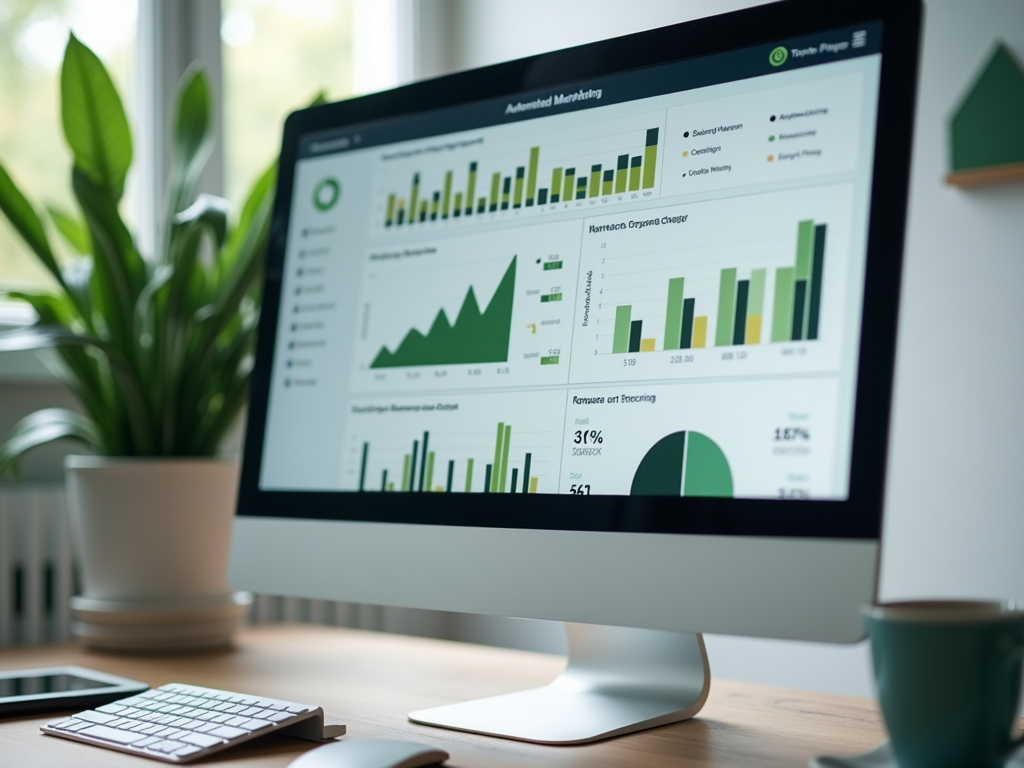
0;0;136;290
221;0;353;206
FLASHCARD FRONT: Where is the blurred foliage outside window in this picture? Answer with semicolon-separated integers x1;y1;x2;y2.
222;0;353;208
0;0;136;291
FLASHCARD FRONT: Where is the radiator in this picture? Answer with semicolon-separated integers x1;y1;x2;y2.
0;484;446;646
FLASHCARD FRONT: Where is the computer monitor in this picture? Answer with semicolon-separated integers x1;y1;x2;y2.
231;0;921;745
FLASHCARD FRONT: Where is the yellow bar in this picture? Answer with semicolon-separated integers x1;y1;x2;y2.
434;486;444;492
745;315;762;345
640;338;656;352
529;476;538;494
692;316;708;348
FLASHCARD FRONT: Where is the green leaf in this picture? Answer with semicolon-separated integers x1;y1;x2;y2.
0;408;102;477
0;160;64;288
168;64;213;217
172;194;230;248
47;204;91;254
60;33;132;201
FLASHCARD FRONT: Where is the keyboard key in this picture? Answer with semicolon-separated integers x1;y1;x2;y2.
225;704;249;714
95;704;125;715
79;724;147;744
133;735;161;747
50;719;77;729
174;745;203;757
149;739;186;753
225;716;250;727
139;724;165;735
240;718;272;731
195;723;220;733
180;718;206;730
238;706;263;717
209;725;246;740
266;711;293;723
106;718;131;728
64;721;93;733
196;711;220;721
286;704;313;714
73;710;118;725
181;732;224;748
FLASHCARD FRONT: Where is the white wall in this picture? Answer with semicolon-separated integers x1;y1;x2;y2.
423;0;1024;698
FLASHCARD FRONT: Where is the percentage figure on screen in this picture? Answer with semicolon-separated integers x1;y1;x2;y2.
774;427;810;441
574;430;604;445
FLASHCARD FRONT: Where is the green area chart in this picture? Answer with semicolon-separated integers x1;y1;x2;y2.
630;431;733;497
371;256;516;368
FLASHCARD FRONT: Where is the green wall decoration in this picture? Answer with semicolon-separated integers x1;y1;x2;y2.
947;42;1024;187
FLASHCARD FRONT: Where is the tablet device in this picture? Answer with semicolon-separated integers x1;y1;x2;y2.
0;665;148;716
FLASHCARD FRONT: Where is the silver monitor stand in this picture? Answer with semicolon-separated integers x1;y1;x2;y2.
409;623;710;744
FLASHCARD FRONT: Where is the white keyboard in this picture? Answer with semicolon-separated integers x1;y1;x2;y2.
42;682;346;763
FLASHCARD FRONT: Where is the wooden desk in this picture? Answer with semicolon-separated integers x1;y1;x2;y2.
1;625;886;767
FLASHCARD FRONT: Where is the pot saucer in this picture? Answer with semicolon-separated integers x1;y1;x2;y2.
811;742;1024;768
69;591;252;652
70;593;249;622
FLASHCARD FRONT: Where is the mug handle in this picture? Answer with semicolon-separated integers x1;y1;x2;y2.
995;642;1024;763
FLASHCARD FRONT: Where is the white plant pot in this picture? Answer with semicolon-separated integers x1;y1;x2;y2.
64;456;250;651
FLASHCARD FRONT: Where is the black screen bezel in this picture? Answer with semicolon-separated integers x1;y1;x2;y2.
238;0;922;541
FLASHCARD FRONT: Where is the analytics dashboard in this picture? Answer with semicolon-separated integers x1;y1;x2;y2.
259;24;882;502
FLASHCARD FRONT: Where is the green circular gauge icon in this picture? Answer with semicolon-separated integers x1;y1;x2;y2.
769;46;788;67
313;177;341;211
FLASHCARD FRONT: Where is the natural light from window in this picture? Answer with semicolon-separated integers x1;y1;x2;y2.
0;0;136;291
221;0;353;208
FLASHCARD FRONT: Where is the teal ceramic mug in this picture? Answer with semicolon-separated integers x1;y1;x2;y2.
864;601;1024;768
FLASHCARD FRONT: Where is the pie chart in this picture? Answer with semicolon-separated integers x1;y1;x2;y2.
630;431;733;497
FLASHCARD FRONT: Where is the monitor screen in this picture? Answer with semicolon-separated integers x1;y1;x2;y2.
242;14;908;541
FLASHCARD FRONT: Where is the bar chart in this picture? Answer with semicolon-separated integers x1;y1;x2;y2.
344;391;564;495
570;184;854;384
375;117;664;233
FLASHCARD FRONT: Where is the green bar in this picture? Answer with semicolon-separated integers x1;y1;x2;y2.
430;191;439;220
446;460;454;492
410;440;419;491
477;196;486;214
715;268;737;346
465;458;474;492
771;267;796;342
589;164;601;197
453;192;463;217
526;147;539;205
425;451;436;491
537;188;548;205
417;432;428;492
513;166;524;208
551;167;563;203
359;442;369;492
401;454;411;491
680;297;695;349
489;173;500;211
602;169;614;196
442;171;453;218
498;424;512;492
807;224;826;340
613;305;632;353
576;176;587;200
510;468;519;493
628;320;642;353
540;355;559;365
563;168;575;202
543;261;563;271
465;162;477;215
664;277;685;351
522;453;532;493
629;156;642;191
642;127;659;189
795;219;815;279
483;464;492;493
748;268;767;316
540;293;562;302
381;468;388;492
615;154;629;193
419;200;427;222
387;482;394;491
502;177;511;210
733;279;749;345
792;280;808;341
385;194;395;226
409;174;419;226
396;205;405;226
491;422;504;492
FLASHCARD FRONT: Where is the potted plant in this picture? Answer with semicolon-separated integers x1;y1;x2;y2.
0;35;273;650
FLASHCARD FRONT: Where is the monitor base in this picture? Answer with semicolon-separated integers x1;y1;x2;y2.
408;622;710;744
